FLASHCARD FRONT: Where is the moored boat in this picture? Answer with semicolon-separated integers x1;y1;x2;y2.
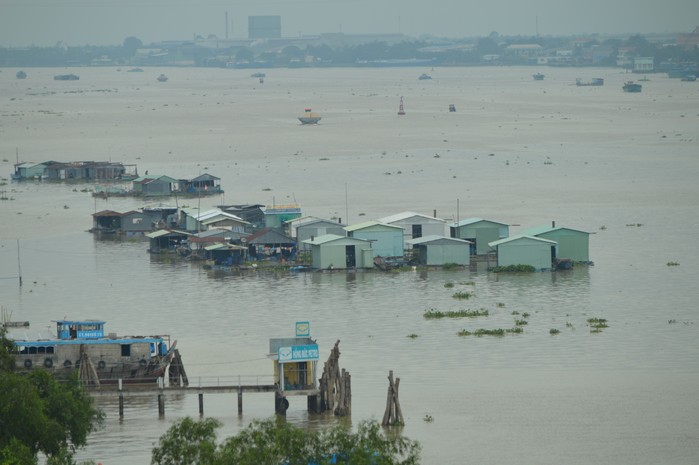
16;70;27;79
54;74;79;81
8;319;178;385
298;108;321;124
576;77;604;86
418;73;432;80
622;81;642;92
157;74;168;82
533;72;545;80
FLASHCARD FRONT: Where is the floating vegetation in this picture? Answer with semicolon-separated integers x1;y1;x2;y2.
261;187;272;191
566;322;574;329
452;291;472;300
626;223;643;227
549;328;560;335
667;261;680;266
514;319;528;326
496;302;506;307
522;312;530;318
511;310;519;315
424;308;488;319
491;264;536;273
407;334;419;339
423;414;434;423
599;225;607;230
457;327;523;337
668;319;677;324
444;282;455;288
442;262;461;270
587;317;608;332
460;281;475;286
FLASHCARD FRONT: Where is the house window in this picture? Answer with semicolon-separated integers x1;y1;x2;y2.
412;224;422;239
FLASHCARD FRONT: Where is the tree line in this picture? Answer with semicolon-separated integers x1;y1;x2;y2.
1;34;697;68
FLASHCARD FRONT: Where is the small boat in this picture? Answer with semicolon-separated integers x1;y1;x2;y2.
448;104;456;112
127;67;144;73
418;73;432;80
8;319;180;385
576;77;604;86
251;72;266;78
54;74;79;81
681;75;697;82
16;70;27;79
622;81;642;92
157;74;168;82
298;108;321;125
533;72;545;80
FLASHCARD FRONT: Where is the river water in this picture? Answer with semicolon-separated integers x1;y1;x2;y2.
1;66;698;465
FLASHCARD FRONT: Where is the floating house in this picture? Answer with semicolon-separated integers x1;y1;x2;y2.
302;234;373;269
518;223;591;262
178;173;223;195
488;235;557;271
181;208;249;233
450;218;509;255
131;175;179;196
405;235;471;266
378;211;447;245
264;204;302;229
12;162;48;180
295;218;347;250
91;210;152;235
44;161;138;181
244;228;296;261
219;204;266;229
203;243;249;266
146;229;193;253
345;221;404;258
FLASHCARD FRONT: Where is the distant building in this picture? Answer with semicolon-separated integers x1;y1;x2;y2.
633;57;654;73
249;16;282;39
677;27;699;50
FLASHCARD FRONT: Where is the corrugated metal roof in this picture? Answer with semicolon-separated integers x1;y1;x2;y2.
146;229;192;239
406;235;471;245
519;225;590;236
302;234;370;245
450;217;509;228
344;220;403;232
488;235;557;248
204;243;247;251
379;211;446;224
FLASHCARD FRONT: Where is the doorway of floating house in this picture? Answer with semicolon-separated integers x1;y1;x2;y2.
345;245;356;267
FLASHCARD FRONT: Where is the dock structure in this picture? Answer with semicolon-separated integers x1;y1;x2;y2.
89;378;281;418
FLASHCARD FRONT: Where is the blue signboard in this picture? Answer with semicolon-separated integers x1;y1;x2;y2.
278;344;319;362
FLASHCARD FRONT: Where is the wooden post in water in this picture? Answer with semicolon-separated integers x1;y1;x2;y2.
198;393;204;416
118;378;124;419
318;340;351;416
158;393;165;417
237;388;243;414
381;370;404;426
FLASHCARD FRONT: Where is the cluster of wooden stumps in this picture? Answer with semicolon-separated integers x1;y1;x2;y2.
381;370;404;426
318;340;351;416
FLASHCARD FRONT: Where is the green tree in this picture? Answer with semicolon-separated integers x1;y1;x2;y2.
152;417;421;465
123;36;143;55
0;328;103;465
151;417;221;465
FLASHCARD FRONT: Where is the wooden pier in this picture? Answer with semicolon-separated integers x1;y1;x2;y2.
88;379;321;418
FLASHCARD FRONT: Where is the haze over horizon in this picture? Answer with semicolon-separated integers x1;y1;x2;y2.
0;0;697;47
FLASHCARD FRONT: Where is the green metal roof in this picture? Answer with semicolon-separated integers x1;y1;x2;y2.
519;225;590;236
488;235;557;248
344;220;403;232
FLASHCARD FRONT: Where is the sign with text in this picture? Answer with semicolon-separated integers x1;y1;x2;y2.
278;344;319;362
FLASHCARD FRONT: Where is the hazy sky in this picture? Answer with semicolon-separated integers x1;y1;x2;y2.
1;0;697;46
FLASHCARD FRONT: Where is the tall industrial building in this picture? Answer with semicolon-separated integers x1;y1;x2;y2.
248;16;282;39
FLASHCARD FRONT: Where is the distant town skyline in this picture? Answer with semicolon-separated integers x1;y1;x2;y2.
1;0;698;47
